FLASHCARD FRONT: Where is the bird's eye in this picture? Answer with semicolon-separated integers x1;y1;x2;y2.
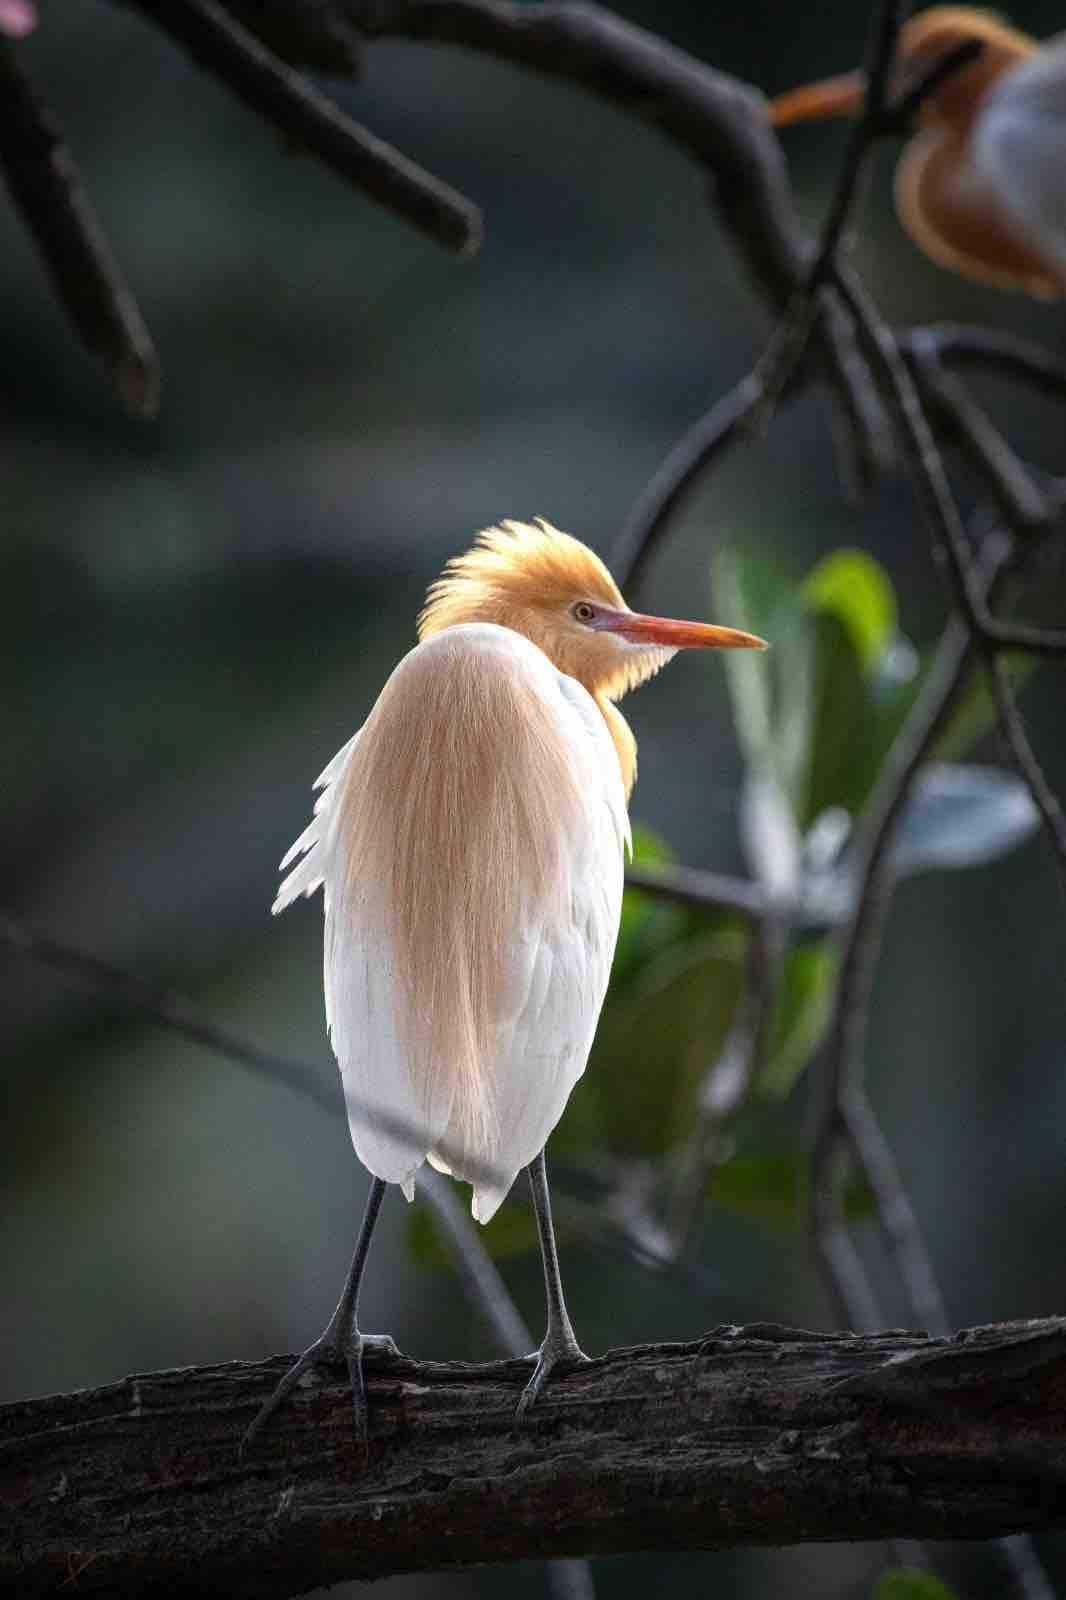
573;602;595;624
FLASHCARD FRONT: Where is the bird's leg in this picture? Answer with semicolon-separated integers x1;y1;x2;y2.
241;1177;399;1454
516;1147;589;1417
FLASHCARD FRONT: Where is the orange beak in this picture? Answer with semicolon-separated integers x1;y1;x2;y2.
768;70;866;127
596;608;767;651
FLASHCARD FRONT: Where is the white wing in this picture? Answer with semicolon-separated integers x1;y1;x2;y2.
974;38;1066;286
273;623;629;1220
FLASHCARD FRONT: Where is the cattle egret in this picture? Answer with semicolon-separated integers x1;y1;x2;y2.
244;518;766;1449
770;8;1066;298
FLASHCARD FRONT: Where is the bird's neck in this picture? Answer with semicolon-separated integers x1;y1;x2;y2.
595;695;637;803
928;36;1030;129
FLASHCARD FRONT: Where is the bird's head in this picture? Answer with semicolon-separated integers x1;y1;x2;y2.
418;519;766;702
768;8;1036;134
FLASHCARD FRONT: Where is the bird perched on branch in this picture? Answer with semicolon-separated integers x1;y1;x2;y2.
244;518;765;1449
770;7;1066;299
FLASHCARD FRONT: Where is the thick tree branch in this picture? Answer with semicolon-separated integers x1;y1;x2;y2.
5;1319;1066;1596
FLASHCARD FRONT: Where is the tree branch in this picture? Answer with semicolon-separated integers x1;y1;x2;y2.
0;42;159;415
127;0;482;255
5;1319;1066;1595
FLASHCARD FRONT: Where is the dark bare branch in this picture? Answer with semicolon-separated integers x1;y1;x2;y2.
910;323;1066;398
988;656;1066;892
809;617;978;1320
622;861;766;921
0;42;158;415
907;346;1056;539
611;375;764;597
127;0;482;255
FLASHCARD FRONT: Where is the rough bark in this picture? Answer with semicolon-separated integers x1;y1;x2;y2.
4;1318;1066;1597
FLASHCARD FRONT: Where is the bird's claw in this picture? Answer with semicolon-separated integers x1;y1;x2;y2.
515;1331;590;1419
241;1329;401;1456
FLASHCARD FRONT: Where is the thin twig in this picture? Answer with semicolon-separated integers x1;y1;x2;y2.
665;913;785;1253
908;346;1056;539
882;36;984;133
623;862;766;922
840;1083;948;1335
831;265;1066;895
833;268;1053;650
419;1169;534;1352
0;905;707;1297
911;323;1066;398
129;0;482;255
0;907;500;1187
749;0;914;426
610;375;764;598
809;617;977;1319
416;1170;597;1600
0;42;159;416
808;0;912;276
988;657;1066;894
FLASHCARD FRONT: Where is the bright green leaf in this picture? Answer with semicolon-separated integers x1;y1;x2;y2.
872;1570;961;1600
803;548;896;671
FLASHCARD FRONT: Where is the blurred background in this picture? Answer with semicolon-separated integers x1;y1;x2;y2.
3;2;1065;1596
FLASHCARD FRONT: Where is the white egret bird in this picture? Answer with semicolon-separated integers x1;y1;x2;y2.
245;519;766;1449
770;8;1066;299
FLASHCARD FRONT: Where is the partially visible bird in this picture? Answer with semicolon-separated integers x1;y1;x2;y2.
244;518;765;1449
769;7;1066;299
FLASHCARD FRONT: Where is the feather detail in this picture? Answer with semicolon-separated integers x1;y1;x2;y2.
274;623;628;1216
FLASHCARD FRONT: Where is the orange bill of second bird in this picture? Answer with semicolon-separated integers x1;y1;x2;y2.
243;518;766;1451
769;7;1066;299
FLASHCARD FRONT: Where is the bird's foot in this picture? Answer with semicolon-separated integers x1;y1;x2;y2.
515;1327;590;1419
241;1328;400;1456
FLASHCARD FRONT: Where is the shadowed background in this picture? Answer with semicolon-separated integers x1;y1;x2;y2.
3;2;1065;1596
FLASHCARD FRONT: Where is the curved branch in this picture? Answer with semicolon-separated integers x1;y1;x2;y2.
0;42;158;416
5;1319;1066;1596
131;0;482;255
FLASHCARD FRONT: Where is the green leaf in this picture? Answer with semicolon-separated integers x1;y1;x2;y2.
803;548;896;671
872;1570;961;1600
891;763;1040;875
791;609;869;828
759;940;839;1100
589;931;746;1158
715;542;921;834
713;1153;804;1224
712;545;794;770
713;1151;874;1227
